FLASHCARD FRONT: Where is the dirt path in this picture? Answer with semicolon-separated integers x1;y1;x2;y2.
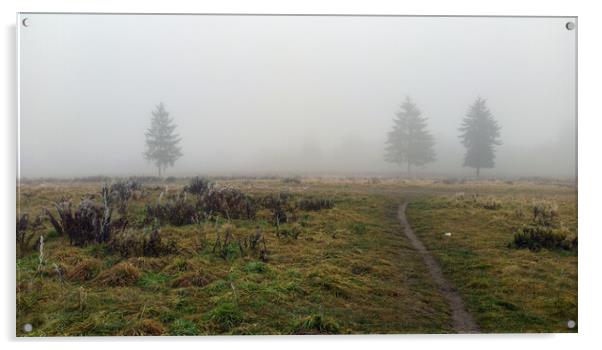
398;202;480;333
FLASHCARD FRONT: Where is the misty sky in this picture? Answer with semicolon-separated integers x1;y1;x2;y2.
19;14;577;178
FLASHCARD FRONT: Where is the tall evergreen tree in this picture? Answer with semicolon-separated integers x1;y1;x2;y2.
144;103;183;177
458;97;502;178
385;97;436;174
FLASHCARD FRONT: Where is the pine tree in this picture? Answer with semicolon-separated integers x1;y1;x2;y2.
385;97;436;174
144;103;183;177
458;97;502;178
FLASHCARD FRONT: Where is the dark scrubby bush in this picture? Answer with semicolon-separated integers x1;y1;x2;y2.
480;197;502;210
282;176;302;184
110;179;142;215
532;201;560;227
201;186;257;220
298;197;335;211
145;193;198;226
261;192;295;226
510;200;576;252
72;175;112;183
16;213;41;256
184;176;213;196
109;226;177;258
212;225;269;261
510;224;576;252
212;224;240;260
45;186;113;246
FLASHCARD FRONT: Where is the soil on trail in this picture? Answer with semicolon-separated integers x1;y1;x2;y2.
398;202;480;334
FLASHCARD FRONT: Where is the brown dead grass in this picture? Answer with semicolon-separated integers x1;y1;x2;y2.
66;258;102;282
171;271;214;288
122;319;166;336
95;262;142;287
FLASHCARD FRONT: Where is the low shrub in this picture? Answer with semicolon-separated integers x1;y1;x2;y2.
109;227;176;258
16;213;41;256
185;177;213;196
282;176;302;184
201;186;257;220
145;194;197;226
510;224;576;252
110;179;141;215
262;192;295;226
480;197;502;210
532;201;560;227
45;186;113;246
298;197;335;211
238;229;269;260
212;224;240;260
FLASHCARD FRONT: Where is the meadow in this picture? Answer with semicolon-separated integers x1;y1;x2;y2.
16;177;577;335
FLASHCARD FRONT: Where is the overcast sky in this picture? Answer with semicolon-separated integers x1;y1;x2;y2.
19;14;576;178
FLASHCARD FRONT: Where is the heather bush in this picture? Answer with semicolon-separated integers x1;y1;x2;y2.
510;224;576;252
184;176;213;196
109;226;177;258
532;201;560;227
282;176;302;184
110;179;142;215
298;197;335;211
145;192;197;226
45;186;113;246
201;186;257;220
16;213;41;256
262;192;295;226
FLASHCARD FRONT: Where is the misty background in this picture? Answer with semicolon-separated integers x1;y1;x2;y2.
18;14;576;179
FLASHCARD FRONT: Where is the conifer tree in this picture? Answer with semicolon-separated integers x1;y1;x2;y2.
385;97;436;174
458;97;502;178
144;103;182;177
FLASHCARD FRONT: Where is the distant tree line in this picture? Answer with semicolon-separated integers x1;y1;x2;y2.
143;98;501;178
385;96;502;178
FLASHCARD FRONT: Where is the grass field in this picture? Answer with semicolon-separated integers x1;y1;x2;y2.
16;177;577;335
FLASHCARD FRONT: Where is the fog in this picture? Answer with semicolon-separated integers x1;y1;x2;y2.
19;14;577;179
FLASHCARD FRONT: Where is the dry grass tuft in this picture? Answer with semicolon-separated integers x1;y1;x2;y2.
95;262;141;287
171;271;213;288
123;319;166;336
66;258;102;282
127;257;169;271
